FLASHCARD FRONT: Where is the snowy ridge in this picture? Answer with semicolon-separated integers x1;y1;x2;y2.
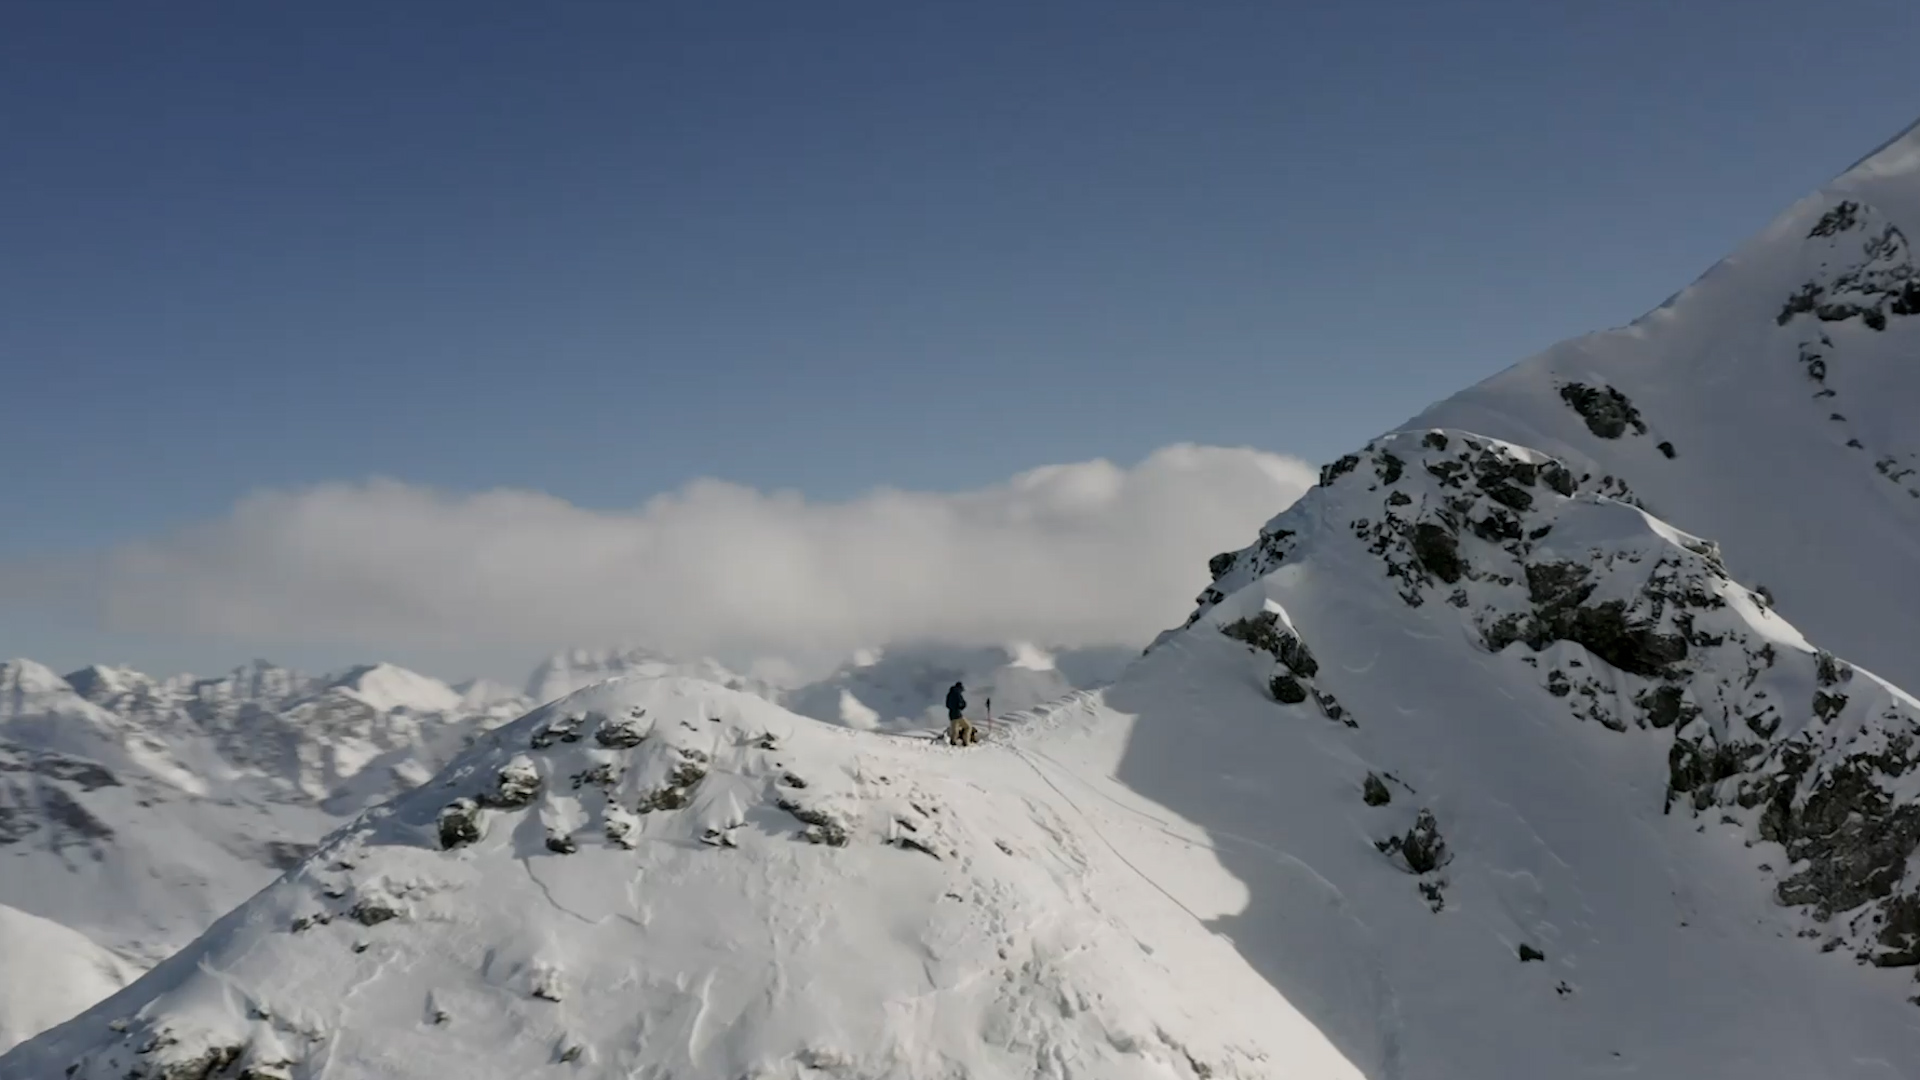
3;677;1355;1080
1409;117;1920;695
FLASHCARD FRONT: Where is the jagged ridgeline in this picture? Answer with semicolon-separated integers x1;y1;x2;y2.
1189;429;1920;976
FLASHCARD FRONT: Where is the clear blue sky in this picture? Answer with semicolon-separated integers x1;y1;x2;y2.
5;0;1920;675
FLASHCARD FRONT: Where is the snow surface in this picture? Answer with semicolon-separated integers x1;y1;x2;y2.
0;905;143;1055
1408;116;1920;695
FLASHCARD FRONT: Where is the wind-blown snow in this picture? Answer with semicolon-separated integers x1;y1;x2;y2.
0;905;142;1055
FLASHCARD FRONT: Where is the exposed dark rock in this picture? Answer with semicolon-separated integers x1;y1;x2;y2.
1278;635;1319;678
1320;453;1362;488
1270;674;1308;705
351;897;401;926
1635;685;1697;731
1375;452;1405;485
1377;809;1447;874
529;713;585;749
1810;200;1862;237
1363;773;1391;806
1517;561;1691;679
1412;523;1463;584
891;835;941;860
1657;441;1676;459
479;758;542;810
779;798;850;847
1518;943;1546;962
1207;550;1238;581
594;709;649;748
264;840;315;870
438;798;483;849
1666;734;1763;812
1220;612;1289;656
1559;383;1647;439
1313;688;1355;727
1874;894;1920;967
638;785;691;813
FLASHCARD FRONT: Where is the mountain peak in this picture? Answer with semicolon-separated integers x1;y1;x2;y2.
323;663;462;714
0;659;73;697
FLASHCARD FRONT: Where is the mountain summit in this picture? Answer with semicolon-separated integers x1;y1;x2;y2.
1410;115;1920;694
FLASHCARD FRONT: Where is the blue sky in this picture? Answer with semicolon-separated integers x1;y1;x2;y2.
6;0;1920;681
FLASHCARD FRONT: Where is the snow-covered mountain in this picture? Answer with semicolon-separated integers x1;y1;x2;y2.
0;905;143;1054
781;641;1135;732
1408;118;1920;695
15;116;1920;1080
14;430;1920;1077
0;657;529;965
524;646;778;705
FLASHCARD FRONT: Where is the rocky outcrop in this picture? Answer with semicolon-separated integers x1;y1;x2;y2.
1777;200;1920;331
1558;383;1648;440
1182;427;1920;988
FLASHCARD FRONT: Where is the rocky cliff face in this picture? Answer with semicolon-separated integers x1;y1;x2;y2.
1184;429;1920;985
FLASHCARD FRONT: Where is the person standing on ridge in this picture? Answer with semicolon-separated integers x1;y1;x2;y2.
945;681;977;746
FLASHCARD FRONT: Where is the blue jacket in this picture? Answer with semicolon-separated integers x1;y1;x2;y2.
945;684;966;713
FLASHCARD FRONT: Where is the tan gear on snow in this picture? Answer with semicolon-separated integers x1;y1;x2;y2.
947;715;978;746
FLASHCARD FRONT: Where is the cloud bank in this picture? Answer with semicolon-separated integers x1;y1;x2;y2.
76;444;1315;666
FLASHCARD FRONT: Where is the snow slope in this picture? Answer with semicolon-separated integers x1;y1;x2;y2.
3;677;1359;1080
0;905;143;1054
14;433;1920;1077
1408;119;1920;694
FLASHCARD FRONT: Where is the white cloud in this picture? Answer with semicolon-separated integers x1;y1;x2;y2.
84;444;1315;665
